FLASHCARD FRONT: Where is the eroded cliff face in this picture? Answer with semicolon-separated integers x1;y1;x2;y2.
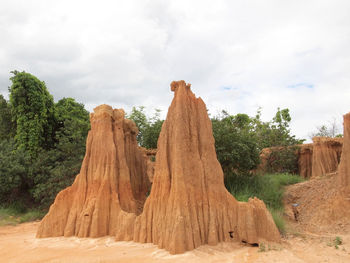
122;81;280;254
338;113;350;189
284;114;350;232
311;137;343;178
36;105;151;238
298;144;313;178
257;137;342;179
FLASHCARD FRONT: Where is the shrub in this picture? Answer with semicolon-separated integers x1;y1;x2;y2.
270;209;286;235
225;172;303;233
266;146;299;174
0;206;45;226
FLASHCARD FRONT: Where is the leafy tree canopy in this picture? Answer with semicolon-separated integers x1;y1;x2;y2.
0;94;15;140
9;71;56;158
212;108;304;176
30;97;90;207
309;117;343;138
127;106;163;149
212;111;260;175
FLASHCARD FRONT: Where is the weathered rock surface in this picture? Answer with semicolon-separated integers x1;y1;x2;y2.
257;137;342;178
338;113;350;189
311;137;343;178
257;147;273;173
122;81;280;254
37;105;151;238
142;148;156;182
298;144;313;178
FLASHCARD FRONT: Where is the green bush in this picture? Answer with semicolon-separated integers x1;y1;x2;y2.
18;210;45;223
270;209;286;235
0;139;31;205
127;106;163;149
335;236;343;246
0;206;45;226
266;146;299;174
225;172;303;233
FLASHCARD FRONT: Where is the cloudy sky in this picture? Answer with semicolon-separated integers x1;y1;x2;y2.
0;0;349;141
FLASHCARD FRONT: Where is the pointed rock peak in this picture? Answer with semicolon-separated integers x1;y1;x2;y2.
170;80;191;92
129;80;280;254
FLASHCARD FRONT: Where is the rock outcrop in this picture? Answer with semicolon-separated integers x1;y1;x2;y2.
298;144;313;178
37;105;151;238
338;113;350;189
257;147;273;173
257;138;342;178
284;115;350;233
311;137;343;178
122;81;280;254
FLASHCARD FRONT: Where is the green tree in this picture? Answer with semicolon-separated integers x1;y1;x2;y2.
254;107;304;149
127;106;163;149
2;72;92;208
9;71;56;158
30;98;90;206
128;106;148;145
309;117;342;138
252;108;304;174
0;139;31;205
212;108;304;177
212;111;260;175
143;109;164;149
0;94;15;141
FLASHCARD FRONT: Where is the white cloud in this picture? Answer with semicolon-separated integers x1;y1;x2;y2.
0;0;349;141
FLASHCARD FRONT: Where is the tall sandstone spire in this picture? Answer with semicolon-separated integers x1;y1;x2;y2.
125;81;280;254
37;104;151;238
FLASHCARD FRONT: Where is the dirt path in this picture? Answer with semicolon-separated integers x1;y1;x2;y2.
1;222;350;263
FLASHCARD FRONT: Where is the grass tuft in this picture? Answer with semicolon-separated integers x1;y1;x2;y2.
270;209;286;235
225;172;304;233
0;207;45;226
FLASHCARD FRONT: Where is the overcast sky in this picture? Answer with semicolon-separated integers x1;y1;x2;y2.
1;0;349;141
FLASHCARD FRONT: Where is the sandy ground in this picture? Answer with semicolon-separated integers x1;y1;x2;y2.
0;222;350;263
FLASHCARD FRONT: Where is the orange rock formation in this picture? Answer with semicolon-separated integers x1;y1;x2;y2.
284;115;350;232
257;147;273;173
258;137;342;178
122;81;280;254
37;105;151;238
311;137;342;178
338;113;350;189
298;144;313;178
